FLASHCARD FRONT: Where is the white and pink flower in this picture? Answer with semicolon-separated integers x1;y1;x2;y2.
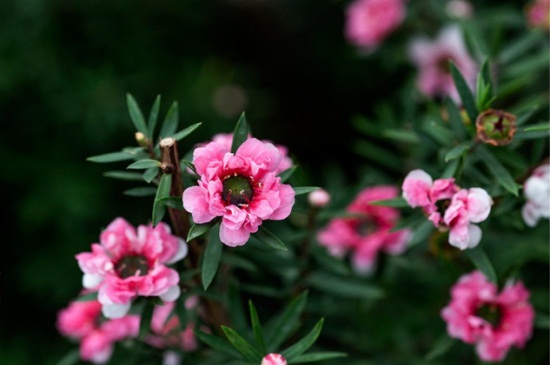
402;169;492;249
522;163;550;227
409;25;477;103
76;217;188;318
308;188;331;208
261;353;287;365
345;0;406;51
57;299;139;364
441;271;534;362
317;186;410;274
183;138;295;247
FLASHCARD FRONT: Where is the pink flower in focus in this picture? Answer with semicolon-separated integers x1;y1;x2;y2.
441;271;534;362
76;218;188;318
345;0;406;51
409;25;477;103
522;163;550;227
526;0;550;30
147;300;199;351
183;138;295;247
57;299;139;364
318;186;410;274
261;353;287;365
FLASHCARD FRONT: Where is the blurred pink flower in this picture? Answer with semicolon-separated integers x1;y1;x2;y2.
345;0;406;51
76;218;188;318
261;353;287;365
308;188;331;208
147;300;199;351
317;186;410;274
183;138;295;247
441;271;534;362
57;299;139;364
522;163;550;227
526;0;550;30
409;25;477;103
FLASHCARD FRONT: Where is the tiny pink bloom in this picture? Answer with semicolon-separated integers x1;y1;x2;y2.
526;0;550;30
76;218;188;318
409;25;477;103
318;186;410;274
308;188;331;208
441;271;535;362
57;298;139;364
522;163;550;227
261;353;287;365
147;301;199;351
183;138;295;247
345;0;406;51
444;188;493;250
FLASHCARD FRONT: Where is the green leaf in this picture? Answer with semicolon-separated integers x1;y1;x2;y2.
103;171;144;181
181;160;198;176
288;352;347;364
123;187;157;197
126;93;148;134
265;291;308;352
282;318;324;360
449;62;478;123
143;167;159;183
465;246;497;283
152;173;172;226
231;112;249;153
87;151;136;163
126;159;161;170
425;334;455;361
369;197;408;208
515;105;539;126
481;58;494;96
293;187;319;196
278;165;298;183
408;220;435;247
445;142;471;162
147;95;161;140
523;123;549;132
158;196;184;210
56;349;80;365
221;326;262;362
187;221;218;241
498;31;542;64
139;300;156;340
201;223;223;290
249;301;267;354
441;158;461;179
306;272;384;301
445;98;466;139
476;146;519;196
253;226;287;251
75;291;98;302
382;129;419;144
173;122;202;141
159;101;179;138
195;330;241;357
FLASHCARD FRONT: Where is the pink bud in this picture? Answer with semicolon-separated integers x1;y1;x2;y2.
261;353;287;365
308;189;331;208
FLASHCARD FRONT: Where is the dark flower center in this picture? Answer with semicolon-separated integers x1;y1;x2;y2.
357;218;377;236
436;199;451;217
476;303;502;328
222;175;254;207
437;56;452;73
115;255;149;279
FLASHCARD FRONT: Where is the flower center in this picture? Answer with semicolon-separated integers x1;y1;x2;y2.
437;56;452;73
222;175;254;207
357;218;377;236
115;255;149;279
476;303;502;328
436;199;451;217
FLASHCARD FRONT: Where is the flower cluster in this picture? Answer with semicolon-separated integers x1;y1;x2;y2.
76;218;188;318
402;169;492;249
441;271;534;362
318;186;410;274
183;138;295;247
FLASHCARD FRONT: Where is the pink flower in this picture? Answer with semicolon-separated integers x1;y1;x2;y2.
147;300;199;351
345;0;406;51
522;163;550;227
308;188;331;208
261;353;287;365
57;299;139;364
409;25;477;103
526;0;550;30
441;271;535;362
183;138;295;247
76;218;188;318
318;186;410;274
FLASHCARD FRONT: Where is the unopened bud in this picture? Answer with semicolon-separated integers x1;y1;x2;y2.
476;109;517;146
261;354;287;365
135;132;150;147
308;189;331;208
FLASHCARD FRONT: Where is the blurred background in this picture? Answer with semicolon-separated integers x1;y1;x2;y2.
0;0;546;364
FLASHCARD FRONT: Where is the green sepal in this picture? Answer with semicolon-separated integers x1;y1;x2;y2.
231;112;249;153
201;223;223;290
126;93;148;135
281;318;324;360
221;326;263;362
152;173;172;226
253;226;287;251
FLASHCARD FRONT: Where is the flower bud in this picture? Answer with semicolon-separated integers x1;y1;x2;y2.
308;189;331;208
261;353;287;365
135;132;150;148
475;109;517;146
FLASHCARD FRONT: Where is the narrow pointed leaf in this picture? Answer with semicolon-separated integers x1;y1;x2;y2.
201;223;223;290
282;318;324;360
152;173;172;226
293;187;319;196
465;246;497;283
127;159;161;170
369;197;408;207
306;272;384;300
87;151;136;163
476;146;518;196
523;123;550;132
481;58;493;96
124;187;157;197
147;95;161;140
445;142;471;162
425;334;455;361
187;221;217;241
103;171;144;181
449;62;478;123
253;226;287;251
288;352;347;364
126;93;148;134
139;300;156;340
265;291;308;351
249;301;266;354
173;122;202;141
278;165;298;183
231;112;249;153
195;330;241;357
158;196;184;210
515;105;539;126
159;101;179;138
143;167;159;183
221;326;262;362
181;160;198;176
